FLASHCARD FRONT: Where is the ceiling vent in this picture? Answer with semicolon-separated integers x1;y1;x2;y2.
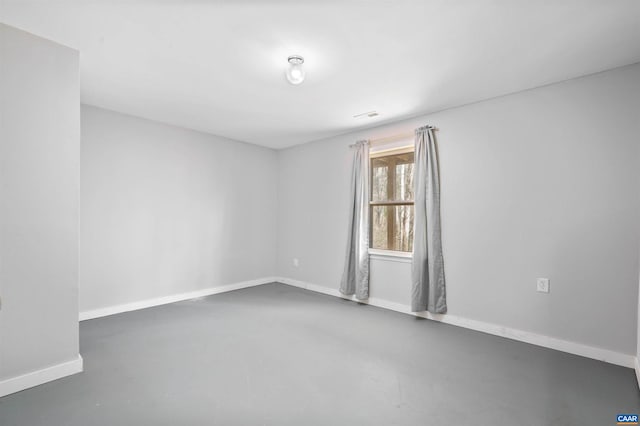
353;111;379;119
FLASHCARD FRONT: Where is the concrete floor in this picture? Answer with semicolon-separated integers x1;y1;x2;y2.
0;283;638;425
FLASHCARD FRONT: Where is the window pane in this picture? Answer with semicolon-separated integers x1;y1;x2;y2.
371;152;414;202
393;204;414;252
371;205;388;250
371;165;388;202
395;162;414;201
370;205;414;252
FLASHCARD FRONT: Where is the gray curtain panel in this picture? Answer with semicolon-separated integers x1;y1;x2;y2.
340;140;370;300
411;126;447;313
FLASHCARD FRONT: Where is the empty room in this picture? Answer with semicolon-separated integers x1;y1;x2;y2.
1;1;639;425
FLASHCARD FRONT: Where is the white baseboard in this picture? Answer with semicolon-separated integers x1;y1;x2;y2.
79;277;278;321
0;355;83;398
635;357;640;390
276;277;635;369
77;275;635;369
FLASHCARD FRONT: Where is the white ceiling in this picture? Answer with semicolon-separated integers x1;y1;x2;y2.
1;1;639;149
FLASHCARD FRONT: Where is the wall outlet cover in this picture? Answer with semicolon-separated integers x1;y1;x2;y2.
537;278;550;293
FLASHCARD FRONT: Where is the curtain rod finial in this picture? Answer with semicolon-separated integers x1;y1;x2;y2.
415;125;438;134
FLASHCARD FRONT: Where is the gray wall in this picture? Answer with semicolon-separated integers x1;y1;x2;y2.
0;24;80;380
277;63;640;356
80;105;278;313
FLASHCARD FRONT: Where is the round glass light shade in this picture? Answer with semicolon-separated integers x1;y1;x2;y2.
286;55;305;85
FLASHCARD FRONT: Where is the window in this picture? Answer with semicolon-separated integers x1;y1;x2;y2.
370;147;414;252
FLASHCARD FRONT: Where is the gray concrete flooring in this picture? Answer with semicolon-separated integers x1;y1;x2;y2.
0;283;638;425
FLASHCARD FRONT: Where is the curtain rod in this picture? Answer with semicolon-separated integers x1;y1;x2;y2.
349;126;438;147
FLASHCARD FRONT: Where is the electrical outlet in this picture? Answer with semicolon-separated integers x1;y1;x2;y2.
537;278;550;293
293;258;299;268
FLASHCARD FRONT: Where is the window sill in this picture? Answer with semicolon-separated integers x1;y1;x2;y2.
368;249;413;263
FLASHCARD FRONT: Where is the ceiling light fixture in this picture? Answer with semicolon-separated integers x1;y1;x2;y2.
285;55;305;85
